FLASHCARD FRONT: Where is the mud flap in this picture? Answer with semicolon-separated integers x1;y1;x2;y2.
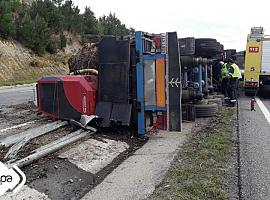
110;103;132;126
95;102;112;127
167;32;182;131
96;37;132;127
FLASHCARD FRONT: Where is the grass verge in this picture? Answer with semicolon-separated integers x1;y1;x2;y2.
149;107;236;200
0;79;36;87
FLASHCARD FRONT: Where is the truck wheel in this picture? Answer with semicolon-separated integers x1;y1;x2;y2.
207;98;223;107
212;94;225;103
195;38;219;56
194;103;218;117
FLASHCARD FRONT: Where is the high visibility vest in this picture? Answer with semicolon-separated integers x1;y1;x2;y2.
229;63;240;78
221;64;229;79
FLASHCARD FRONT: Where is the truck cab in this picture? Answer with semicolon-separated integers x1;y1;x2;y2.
244;27;270;95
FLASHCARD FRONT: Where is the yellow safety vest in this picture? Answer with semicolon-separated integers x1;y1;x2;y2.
229;63;240;78
221;64;229;79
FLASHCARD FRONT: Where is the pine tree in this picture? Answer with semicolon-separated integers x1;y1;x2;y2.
0;0;132;54
32;14;50;54
98;13;129;36
83;6;97;35
0;0;20;39
18;13;49;54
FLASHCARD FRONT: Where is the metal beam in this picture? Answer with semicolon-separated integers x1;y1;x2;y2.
0;121;68;147
135;31;145;135
7;130;94;168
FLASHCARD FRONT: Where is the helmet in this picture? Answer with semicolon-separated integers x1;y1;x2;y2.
219;61;225;65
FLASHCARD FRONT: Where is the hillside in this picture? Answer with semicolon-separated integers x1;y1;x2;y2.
0;0;132;86
0;36;81;86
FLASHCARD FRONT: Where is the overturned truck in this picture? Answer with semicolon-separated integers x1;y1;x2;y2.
179;37;225;120
37;32;182;135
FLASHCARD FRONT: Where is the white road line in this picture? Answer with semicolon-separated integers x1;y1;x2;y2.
0;88;34;94
0;120;38;133
256;97;270;125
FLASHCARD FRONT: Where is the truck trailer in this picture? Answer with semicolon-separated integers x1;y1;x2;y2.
244;27;270;95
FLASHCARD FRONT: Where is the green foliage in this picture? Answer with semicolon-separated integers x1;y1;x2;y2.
60;0;83;33
46;35;59;54
0;0;132;54
0;0;20;38
0;12;15;38
18;14;50;54
129;27;135;36
83;6;97;35
98;13;129;36
60;32;67;49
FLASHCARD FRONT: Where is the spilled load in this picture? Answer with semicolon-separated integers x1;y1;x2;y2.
68;43;99;74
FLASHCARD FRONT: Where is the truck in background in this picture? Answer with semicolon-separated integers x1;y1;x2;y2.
244;27;270;95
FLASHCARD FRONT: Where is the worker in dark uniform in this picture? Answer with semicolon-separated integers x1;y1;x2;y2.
227;59;241;104
220;61;229;101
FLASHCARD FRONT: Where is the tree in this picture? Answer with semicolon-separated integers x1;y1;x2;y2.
17;13;33;44
129;27;135;36
0;0;20;39
30;0;64;32
98;13;129;36
18;13;49;54
60;32;67;49
32;14;50;54
0;0;132;54
83;6;97;35
0;13;15;38
52;0;63;7
60;0;83;33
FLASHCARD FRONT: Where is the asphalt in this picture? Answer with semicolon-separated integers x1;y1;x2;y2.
239;95;270;200
0;84;36;106
81;125;192;200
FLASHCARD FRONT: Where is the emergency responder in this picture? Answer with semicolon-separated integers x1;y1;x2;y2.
220;61;229;100
227;59;241;104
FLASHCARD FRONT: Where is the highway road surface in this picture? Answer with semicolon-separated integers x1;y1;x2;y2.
0;84;36;106
239;95;270;200
2;83;270;200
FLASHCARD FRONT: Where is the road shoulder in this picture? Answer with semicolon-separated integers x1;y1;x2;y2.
81;125;192;200
148;107;238;200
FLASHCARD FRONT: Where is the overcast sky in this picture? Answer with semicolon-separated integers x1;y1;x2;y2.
73;0;269;51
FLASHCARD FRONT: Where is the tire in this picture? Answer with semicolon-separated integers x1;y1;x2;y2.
224;49;236;60
195;38;219;57
212;94;225;103
217;43;224;53
179;37;195;56
180;55;194;66
207;98;223;107
194;103;218;117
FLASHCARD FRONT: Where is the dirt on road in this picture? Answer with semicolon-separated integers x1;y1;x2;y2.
0;102;147;200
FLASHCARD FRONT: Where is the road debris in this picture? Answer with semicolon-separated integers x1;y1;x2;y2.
7;129;95;168
68;43;98;73
58;138;129;174
1;121;68;147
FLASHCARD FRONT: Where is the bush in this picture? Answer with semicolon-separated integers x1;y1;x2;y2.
60;33;67;49
46;36;60;54
0;0;19;38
